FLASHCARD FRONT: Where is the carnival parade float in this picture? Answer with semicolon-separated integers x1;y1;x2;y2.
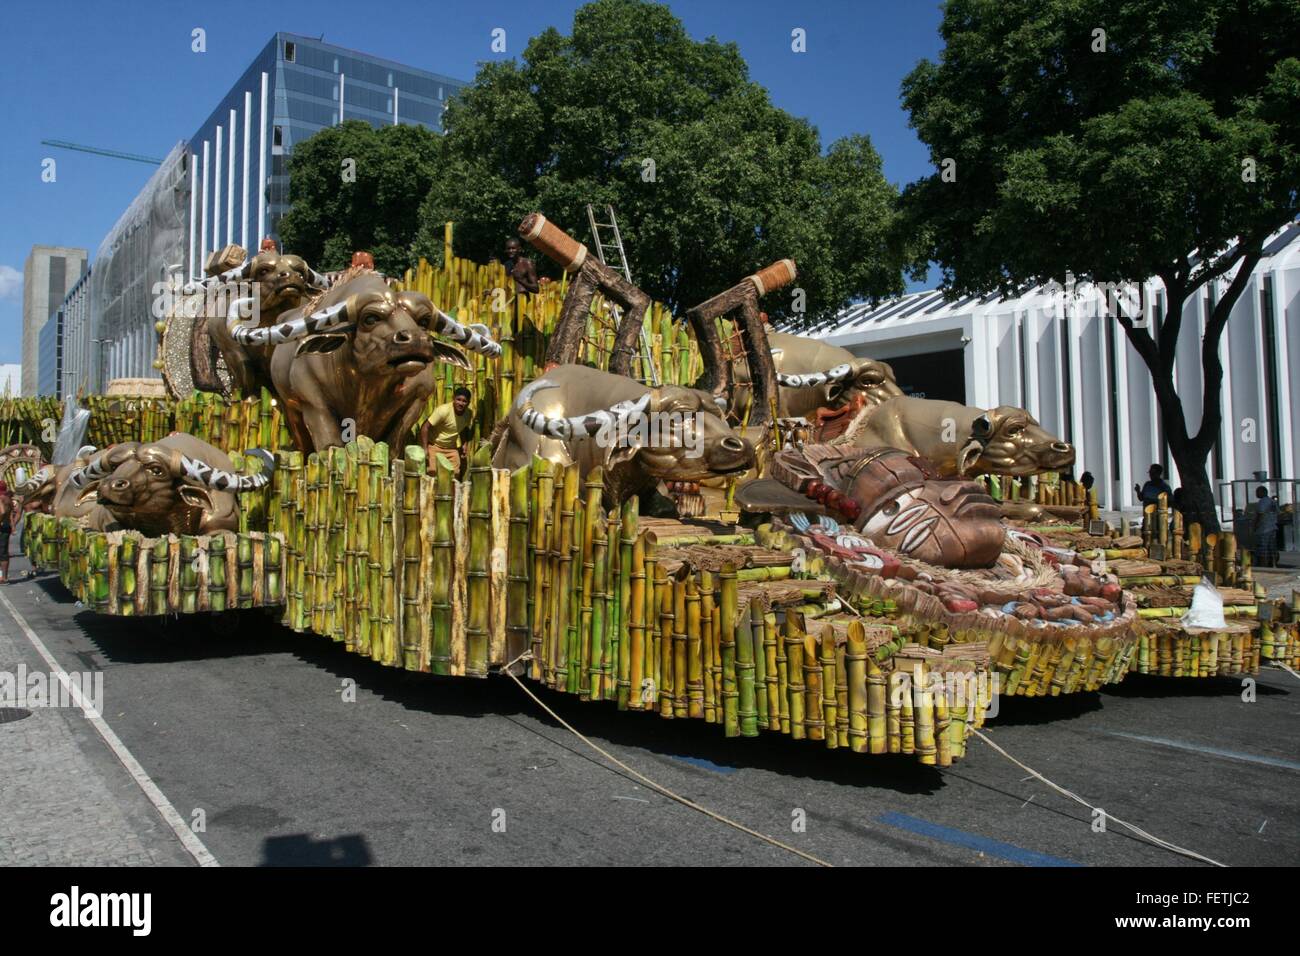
5;215;1297;771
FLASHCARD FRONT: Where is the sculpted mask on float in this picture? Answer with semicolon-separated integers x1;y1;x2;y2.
771;445;1006;569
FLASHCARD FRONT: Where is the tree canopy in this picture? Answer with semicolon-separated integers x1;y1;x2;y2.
899;0;1300;526
900;0;1299;295
278;120;443;275
414;0;907;320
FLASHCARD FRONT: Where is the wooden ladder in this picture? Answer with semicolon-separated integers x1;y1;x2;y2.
586;203;660;386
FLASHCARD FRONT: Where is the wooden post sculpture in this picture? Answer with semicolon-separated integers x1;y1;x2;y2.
518;213;651;371
685;260;796;426
190;243;248;392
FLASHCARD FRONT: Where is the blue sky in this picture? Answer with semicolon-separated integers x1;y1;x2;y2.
0;0;944;366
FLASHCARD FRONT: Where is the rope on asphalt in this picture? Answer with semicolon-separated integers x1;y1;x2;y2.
1272;660;1300;682
503;653;833;867
969;728;1226;867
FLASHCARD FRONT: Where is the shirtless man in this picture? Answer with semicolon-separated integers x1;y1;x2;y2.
503;237;540;295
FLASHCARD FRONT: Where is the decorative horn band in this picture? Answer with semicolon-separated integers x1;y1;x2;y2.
181;257;251;295
16;465;54;495
225;296;258;330
179;448;277;491
229;300;350;347
67;446;131;489
517;379;651;441
432;308;503;358
776;363;854;388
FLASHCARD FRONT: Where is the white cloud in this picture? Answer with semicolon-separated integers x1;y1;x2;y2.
0;265;21;301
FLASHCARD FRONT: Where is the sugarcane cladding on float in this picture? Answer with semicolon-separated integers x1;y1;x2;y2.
6;214;1297;771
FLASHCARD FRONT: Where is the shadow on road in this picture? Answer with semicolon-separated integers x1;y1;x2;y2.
260;833;373;867
1101;673;1289;699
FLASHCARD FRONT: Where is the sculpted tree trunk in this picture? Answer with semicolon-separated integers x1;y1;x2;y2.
685;260;797;427
1117;237;1266;534
518;213;649;370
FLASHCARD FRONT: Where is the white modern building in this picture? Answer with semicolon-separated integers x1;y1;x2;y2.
804;222;1300;518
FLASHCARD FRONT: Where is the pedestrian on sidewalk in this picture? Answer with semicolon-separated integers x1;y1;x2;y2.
0;480;12;584
1252;485;1279;568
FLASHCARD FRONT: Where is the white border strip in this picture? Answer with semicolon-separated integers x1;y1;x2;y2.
0;591;219;867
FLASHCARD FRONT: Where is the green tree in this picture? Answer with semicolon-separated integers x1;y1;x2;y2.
415;0;906;321
900;0;1300;530
279;120;443;275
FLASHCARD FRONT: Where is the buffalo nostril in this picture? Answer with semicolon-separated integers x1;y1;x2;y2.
721;437;745;452
393;330;413;345
1052;442;1071;452
111;479;129;491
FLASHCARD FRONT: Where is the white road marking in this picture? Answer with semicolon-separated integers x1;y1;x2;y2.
0;590;219;867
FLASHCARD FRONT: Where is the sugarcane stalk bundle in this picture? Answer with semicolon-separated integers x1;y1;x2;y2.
379;448;398;666
31;429;1010;767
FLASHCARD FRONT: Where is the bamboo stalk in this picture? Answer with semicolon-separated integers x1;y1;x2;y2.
671;573;688;717
117;534;137;617
764;611;780;732
822;633;840;749
657;565;673;716
466;443;492;677
488;466;510;669
265;534;282;606
784;614;806;740
802;633;824;742
553;464;579;689
697;571;716;721
367;442;389;661
578;468;602;697
751;604;769;729
589;519;609;699
149;538;168;616
236;534;253;609
628;531;647;710
846;624;868;753
401;447;426;671
529;459;555;682
616;499;637;707
569;493;586;695
379;450;397;665
430;453;455;676
179;535;198;616
720;563;739;735
736;599;758;736
506;465;531;670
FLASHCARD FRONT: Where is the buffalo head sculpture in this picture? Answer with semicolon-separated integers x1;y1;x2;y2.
492;365;755;507
261;268;501;454
839;396;1075;477
198;248;331;395
73;434;274;537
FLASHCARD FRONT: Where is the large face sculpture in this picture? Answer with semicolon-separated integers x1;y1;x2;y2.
765;445;1006;569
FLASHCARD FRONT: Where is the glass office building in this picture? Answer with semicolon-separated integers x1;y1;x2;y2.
186;32;465;278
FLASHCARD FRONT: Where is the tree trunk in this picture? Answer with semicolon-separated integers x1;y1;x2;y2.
1117;240;1265;536
1167;435;1220;534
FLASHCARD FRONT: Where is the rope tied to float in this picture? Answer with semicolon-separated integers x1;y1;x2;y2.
967;728;1226;867
503;650;833;867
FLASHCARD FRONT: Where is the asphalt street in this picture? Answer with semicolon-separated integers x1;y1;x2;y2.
2;554;1296;867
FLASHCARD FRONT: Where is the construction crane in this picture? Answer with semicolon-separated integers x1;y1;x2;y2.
40;140;162;166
